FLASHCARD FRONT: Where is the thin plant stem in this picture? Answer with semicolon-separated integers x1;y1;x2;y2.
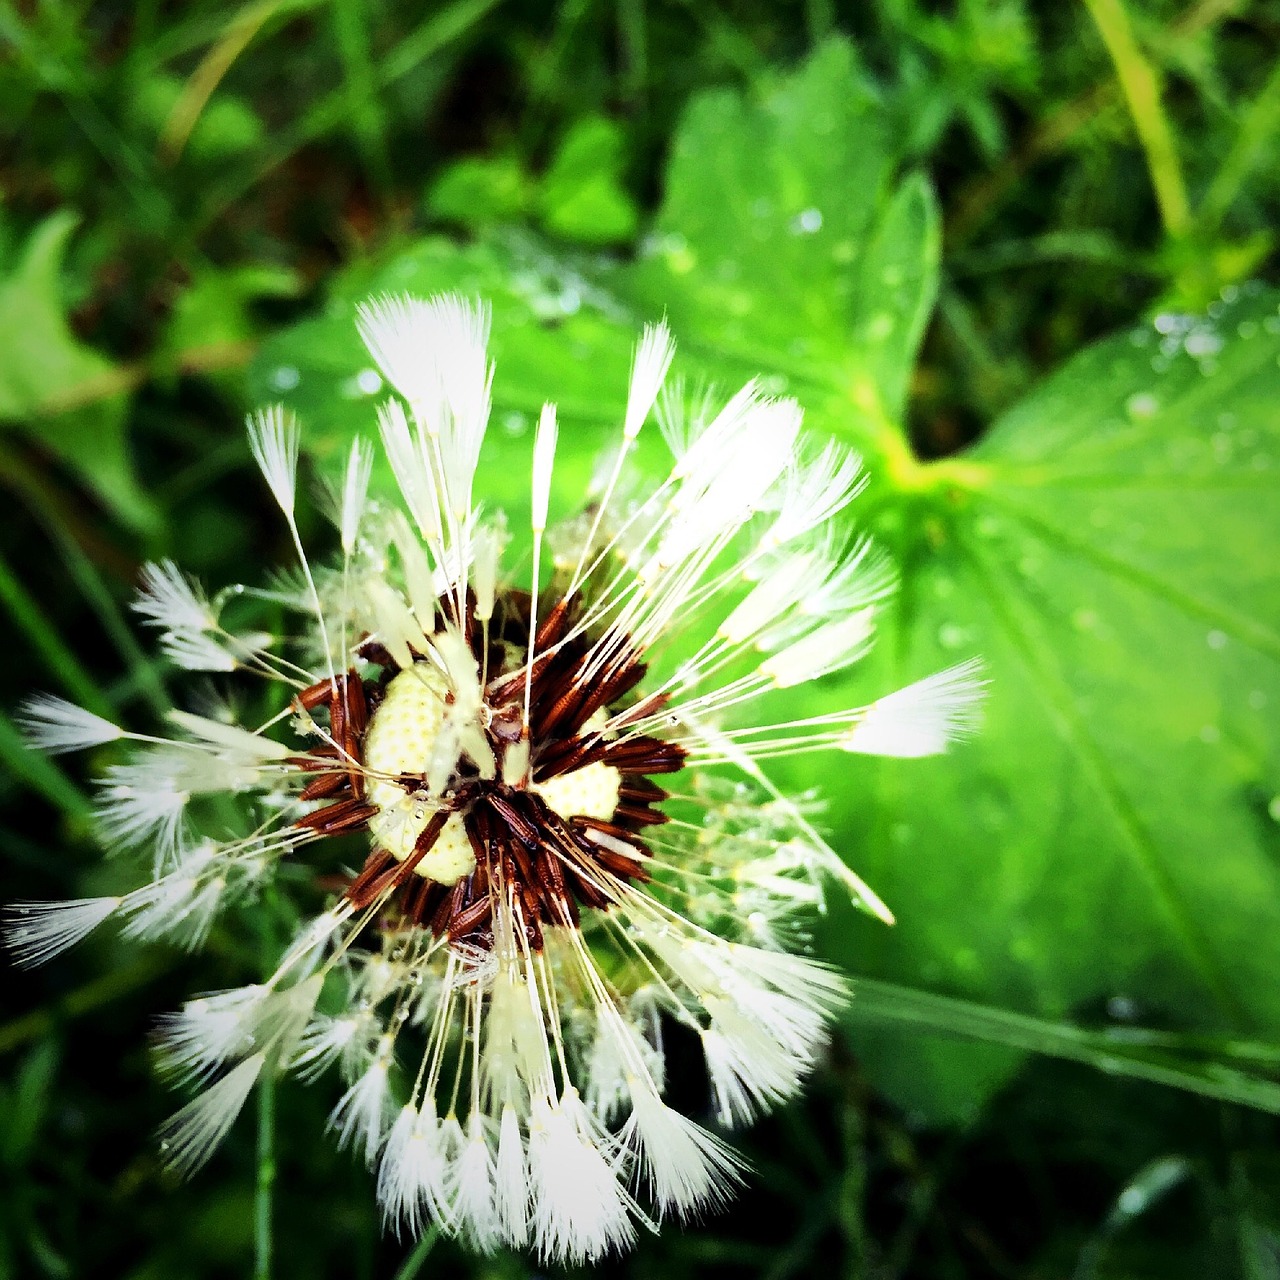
392;1226;441;1280
1199;55;1280;231
1082;0;1191;239
159;0;297;164
254;1071;276;1280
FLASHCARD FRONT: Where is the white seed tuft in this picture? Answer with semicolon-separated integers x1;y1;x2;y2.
133;560;217;634
246;405;300;518
17;694;123;755
842;658;988;757
623;320;675;441
2;897;121;968
531;402;558;534
158;1053;265;1178
340;436;374;555
621;1079;744;1218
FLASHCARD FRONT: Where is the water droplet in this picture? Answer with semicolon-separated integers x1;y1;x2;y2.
1268;796;1280;823
867;312;894;340
1199;724;1220;744
1153;312;1181;335
355;368;382;396
1264;316;1280;335
1221;283;1240;303
1185;330;1223;358
1107;995;1138;1021
1206;630;1227;650
790;207;823;235
1117;1188;1148;1216
1126;392;1159;420
269;364;301;392
501;411;528;437
938;624;969;649
1129;329;1152;347
1237;320;1258;340
760;373;789;394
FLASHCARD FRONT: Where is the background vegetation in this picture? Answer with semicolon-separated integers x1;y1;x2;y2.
2;1;1279;1276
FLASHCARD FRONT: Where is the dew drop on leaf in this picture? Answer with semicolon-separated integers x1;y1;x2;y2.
1185;330;1222;358
1125;391;1159;419
867;312;894;340
790;207;823;235
1107;995;1138;1021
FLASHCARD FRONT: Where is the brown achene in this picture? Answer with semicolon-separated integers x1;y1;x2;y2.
288;592;685;950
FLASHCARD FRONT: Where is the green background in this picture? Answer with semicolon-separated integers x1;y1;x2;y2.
1;2;1279;1277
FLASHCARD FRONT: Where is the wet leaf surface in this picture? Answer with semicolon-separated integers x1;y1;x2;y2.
252;39;1280;1125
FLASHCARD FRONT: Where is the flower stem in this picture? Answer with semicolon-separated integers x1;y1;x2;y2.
254;1070;276;1280
392;1227;440;1280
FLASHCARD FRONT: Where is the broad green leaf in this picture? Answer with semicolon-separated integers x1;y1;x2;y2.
251;40;1280;1123
0;212;155;531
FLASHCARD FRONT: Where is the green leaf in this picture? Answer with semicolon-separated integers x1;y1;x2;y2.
1;1040;58;1168
159;263;300;397
536;117;639;247
848;171;940;425
0;212;155;531
251;41;1280;1123
427;155;532;229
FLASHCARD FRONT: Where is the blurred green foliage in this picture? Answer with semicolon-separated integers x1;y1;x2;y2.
1;2;1279;1278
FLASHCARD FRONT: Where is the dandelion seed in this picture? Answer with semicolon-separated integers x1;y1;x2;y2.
6;292;983;1264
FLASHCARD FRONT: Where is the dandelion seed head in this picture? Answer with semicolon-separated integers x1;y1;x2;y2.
8;291;983;1264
